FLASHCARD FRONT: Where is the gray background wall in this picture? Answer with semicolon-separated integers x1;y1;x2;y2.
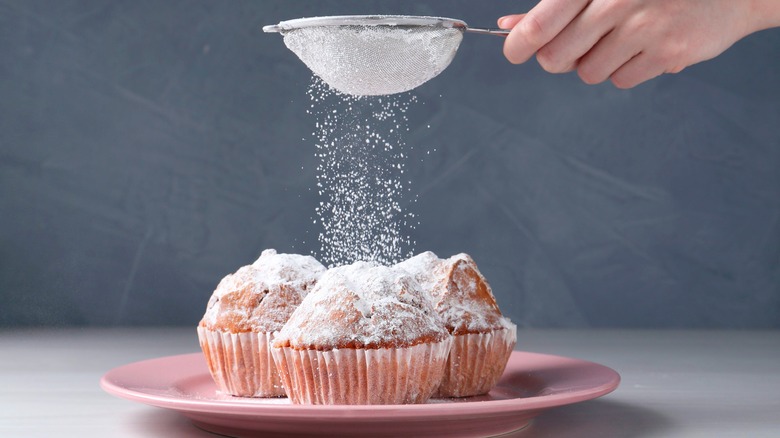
1;0;778;328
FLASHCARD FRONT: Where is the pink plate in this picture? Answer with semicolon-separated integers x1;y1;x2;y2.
101;351;619;437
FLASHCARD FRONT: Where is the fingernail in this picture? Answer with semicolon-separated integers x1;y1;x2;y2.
498;16;511;28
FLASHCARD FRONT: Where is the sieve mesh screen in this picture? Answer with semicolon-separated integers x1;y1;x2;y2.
282;25;464;96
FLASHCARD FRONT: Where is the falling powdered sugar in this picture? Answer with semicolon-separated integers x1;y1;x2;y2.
308;78;420;267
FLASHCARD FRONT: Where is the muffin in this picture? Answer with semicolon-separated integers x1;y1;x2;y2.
397;252;516;397
197;249;325;397
271;261;452;405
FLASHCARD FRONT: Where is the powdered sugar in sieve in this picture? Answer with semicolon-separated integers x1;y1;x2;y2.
264;15;508;96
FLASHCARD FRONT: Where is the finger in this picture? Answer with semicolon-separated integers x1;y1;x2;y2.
497;14;524;30
503;0;591;64
535;3;618;73
609;53;668;89
576;27;643;85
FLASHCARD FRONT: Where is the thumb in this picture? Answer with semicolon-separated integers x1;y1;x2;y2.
497;14;525;29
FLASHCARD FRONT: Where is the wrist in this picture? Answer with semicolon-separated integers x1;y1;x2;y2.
748;0;780;33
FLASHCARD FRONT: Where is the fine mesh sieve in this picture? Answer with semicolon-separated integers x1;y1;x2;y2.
263;15;509;96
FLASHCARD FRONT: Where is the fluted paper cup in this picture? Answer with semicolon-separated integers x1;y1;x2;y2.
435;324;517;398
197;326;284;397
272;338;452;405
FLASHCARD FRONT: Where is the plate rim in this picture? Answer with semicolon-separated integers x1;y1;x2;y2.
100;350;620;418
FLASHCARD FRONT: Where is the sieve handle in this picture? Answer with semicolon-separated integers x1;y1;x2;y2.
465;27;510;37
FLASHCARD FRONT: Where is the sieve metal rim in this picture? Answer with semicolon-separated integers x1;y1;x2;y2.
262;15;468;33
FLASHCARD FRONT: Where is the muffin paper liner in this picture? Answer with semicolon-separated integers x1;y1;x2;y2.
197;327;284;397
272;338;453;405
435;324;518;397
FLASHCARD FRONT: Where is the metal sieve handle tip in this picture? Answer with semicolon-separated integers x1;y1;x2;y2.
465;27;510;37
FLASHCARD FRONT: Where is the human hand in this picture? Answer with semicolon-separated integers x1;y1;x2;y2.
499;0;780;88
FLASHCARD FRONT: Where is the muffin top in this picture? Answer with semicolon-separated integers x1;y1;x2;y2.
274;261;449;350
396;252;512;335
199;249;326;333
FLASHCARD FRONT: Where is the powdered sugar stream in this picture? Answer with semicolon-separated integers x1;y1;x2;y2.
307;78;419;267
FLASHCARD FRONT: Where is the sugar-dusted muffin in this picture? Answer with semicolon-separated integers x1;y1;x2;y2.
397;252;516;397
271;261;452;405
197;249;325;397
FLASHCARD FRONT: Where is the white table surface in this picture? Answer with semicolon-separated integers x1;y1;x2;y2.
1;328;778;437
